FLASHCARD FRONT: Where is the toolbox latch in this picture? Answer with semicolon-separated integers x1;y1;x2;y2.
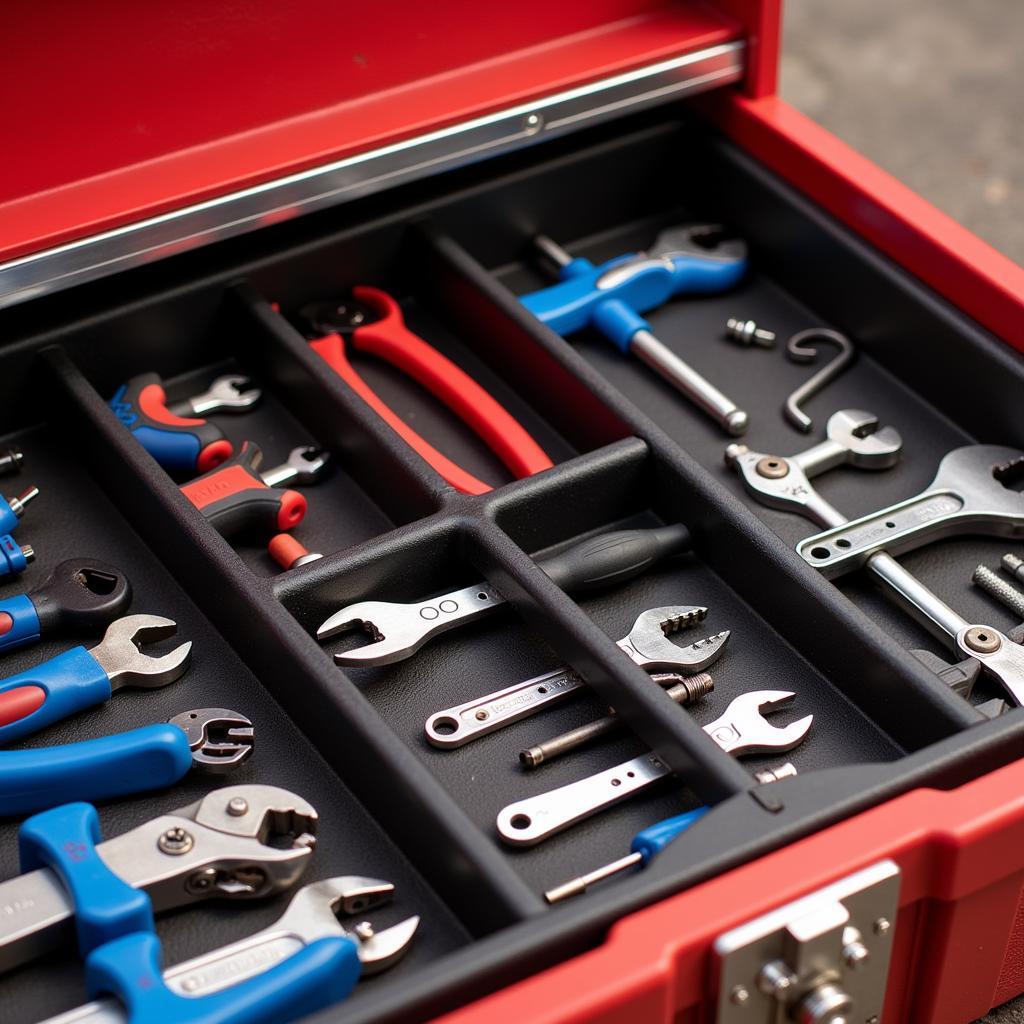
713;860;899;1024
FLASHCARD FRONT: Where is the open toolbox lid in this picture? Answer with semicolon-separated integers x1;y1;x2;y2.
0;0;779;308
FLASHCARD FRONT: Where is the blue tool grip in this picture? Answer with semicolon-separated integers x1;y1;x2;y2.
0;724;194;817
0;497;18;536
667;253;747;295
129;426;202;476
0;534;29;579
19;802;153;958
86;931;361;1024
0;646;111;745
631;806;711;865
0;593;41;653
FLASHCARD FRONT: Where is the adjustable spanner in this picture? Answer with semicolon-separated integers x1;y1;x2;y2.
425;605;727;748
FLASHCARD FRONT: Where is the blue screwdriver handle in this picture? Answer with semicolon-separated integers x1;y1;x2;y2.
0;646;111;745
521;252;747;352
631;806;711;865
86;931;361;1024
0;723;193;817
0;594;41;654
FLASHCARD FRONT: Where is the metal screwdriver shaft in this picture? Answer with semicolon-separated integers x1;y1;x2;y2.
1003;553;1024;585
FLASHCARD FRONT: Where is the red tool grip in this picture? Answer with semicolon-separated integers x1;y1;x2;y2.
309;287;553;494
0;685;46;726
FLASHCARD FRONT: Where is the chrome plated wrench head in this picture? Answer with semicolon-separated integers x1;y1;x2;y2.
89;614;192;690
617;605;730;672
703;690;813;756
169;708;255;773
648;224;747;265
260;445;332;487
184;375;262;416
816;410;904;469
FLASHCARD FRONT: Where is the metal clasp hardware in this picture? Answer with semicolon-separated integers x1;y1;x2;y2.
713;860;900;1024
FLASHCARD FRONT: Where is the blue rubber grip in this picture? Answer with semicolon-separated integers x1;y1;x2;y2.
19;802;153;957
631;806;711;865
86;931;361;1024
0;534;29;579
0;497;18;536
130;426;202;476
521;250;747;351
0;724;194;817
0;646;112;745
0;594;41;653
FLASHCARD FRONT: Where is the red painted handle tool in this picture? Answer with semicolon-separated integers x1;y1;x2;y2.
292;287;553;495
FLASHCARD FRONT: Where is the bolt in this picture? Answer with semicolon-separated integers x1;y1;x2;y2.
873;917;891;936
1002;553;1024;584
730;984;751;1006
227;796;249;817
842;940;870;969
755;762;798;785
758;960;797;998
972;565;1024;619
522;113;544;136
157;826;194;856
755;456;790;480
964;625;1002;654
353;921;376;942
726;318;777;348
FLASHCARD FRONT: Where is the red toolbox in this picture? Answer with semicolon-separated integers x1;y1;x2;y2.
2;2;1024;1022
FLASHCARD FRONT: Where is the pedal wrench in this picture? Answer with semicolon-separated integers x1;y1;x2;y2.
425;606;729;748
797;445;1024;578
0;785;317;973
496;690;811;845
45;877;418;1024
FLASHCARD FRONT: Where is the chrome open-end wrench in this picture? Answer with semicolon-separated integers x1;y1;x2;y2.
424;605;728;748
317;525;691;667
496;690;811;846
44;877;419;1024
0;785;317;974
796;446;1024;577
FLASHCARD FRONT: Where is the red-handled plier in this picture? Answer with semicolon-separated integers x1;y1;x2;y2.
292;287;553;495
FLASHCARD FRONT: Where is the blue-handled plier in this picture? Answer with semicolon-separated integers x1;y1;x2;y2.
521;225;751;435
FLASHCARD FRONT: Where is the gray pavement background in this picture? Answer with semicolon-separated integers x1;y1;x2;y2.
779;3;1023;1019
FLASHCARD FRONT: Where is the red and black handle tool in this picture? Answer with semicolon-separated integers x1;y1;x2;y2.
110;373;261;477
180;441;329;538
290;287;554;495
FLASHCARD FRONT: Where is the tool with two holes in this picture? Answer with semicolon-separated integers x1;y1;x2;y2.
2;0;1024;1021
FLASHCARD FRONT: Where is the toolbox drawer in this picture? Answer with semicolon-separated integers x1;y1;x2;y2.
1;3;1023;1023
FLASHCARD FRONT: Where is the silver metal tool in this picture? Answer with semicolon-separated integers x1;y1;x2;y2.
519;674;713;768
0;785;318;973
535;229;750;436
260;445;331;487
90;614;193;690
973;564;1024;620
782;329;856;433
43;876;419;1024
424;606;728;749
956;625;1024;705
169;708;255;772
726;410;972;642
724;318;775;348
796;446;1024;578
1003;553;1024;584
496;690;812;846
169;375;261;417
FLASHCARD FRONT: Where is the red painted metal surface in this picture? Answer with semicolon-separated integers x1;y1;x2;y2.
0;1;739;262
437;757;1024;1024
703;92;1024;353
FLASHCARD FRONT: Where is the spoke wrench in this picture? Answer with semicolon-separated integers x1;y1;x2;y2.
496;690;811;845
425;605;727;748
522;225;750;435
0;558;132;654
111;372;261;476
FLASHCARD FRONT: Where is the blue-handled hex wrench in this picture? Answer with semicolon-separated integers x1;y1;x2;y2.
521;225;750;435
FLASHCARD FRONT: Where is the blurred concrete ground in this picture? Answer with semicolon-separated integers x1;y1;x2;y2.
780;0;1024;265
781;3;1023;1020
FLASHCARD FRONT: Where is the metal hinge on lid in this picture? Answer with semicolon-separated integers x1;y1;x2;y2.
714;860;900;1024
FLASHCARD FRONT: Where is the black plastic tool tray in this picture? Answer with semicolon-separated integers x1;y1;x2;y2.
0;110;1022;1022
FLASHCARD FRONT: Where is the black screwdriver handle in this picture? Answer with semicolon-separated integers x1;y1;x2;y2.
538;524;691;594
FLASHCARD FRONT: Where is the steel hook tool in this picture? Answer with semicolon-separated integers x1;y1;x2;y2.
290;287;553;495
496;690;811;845
425;605;726;748
783;328;856;433
42;876;418;1024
